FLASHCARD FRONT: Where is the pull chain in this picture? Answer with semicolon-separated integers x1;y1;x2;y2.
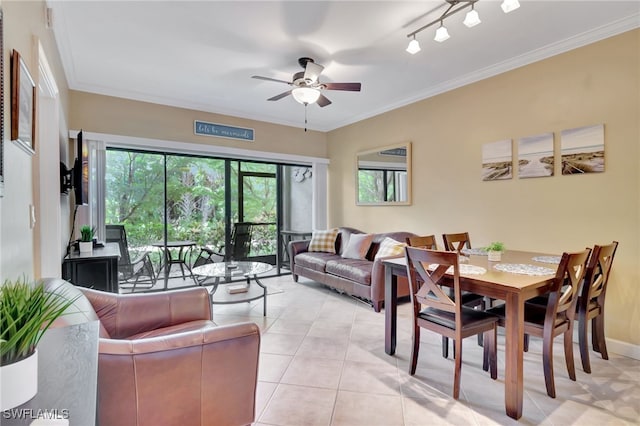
304;103;308;132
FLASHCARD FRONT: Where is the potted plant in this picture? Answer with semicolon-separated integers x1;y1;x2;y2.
486;241;505;261
0;278;78;409
79;225;95;253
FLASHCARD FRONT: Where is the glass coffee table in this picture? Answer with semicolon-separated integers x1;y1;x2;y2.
192;261;273;316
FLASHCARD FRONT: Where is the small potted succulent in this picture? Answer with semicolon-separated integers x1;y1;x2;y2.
0;278;78;409
79;225;95;253
486;241;505;261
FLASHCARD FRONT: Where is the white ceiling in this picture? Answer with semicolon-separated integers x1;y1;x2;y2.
49;1;640;132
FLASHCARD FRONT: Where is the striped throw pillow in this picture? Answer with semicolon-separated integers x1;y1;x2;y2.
308;228;339;253
374;237;407;260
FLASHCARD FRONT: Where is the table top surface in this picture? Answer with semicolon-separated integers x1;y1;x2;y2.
192;261;273;278
151;240;196;248
65;242;121;260
383;249;559;291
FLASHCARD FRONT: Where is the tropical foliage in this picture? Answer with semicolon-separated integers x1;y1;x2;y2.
105;151;278;257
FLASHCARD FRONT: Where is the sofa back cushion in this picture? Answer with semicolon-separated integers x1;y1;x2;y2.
308;228;340;253
341;233;374;260
368;231;417;260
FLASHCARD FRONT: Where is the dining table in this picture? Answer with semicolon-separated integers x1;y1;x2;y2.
152;240;198;288
382;249;561;420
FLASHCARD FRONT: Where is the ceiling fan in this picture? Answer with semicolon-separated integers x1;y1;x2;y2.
252;57;361;107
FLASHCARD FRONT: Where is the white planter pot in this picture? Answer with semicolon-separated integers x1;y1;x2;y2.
487;251;502;262
0;349;38;410
79;241;93;253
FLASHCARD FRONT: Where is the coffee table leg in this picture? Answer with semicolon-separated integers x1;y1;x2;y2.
254;275;267;317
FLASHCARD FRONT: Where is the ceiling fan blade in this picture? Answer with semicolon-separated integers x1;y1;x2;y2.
252;75;292;85
323;82;361;92
267;91;292;101
316;94;332;107
304;61;324;83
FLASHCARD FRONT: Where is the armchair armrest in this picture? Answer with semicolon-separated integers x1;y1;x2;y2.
82;287;212;339
97;322;260;426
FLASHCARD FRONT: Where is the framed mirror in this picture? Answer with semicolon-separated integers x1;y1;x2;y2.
356;142;411;205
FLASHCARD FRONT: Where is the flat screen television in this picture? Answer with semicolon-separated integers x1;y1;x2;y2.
60;130;88;205
73;130;88;205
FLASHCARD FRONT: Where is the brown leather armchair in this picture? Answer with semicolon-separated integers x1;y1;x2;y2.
44;278;260;426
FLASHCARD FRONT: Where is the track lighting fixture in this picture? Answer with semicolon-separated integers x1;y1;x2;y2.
405;0;520;53
434;22;450;42
406;35;421;54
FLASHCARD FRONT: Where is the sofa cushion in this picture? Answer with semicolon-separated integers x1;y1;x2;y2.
374;237;407;260
127;320;217;340
295;252;342;272
326;259;372;286
342;233;374;260
308;228;340;253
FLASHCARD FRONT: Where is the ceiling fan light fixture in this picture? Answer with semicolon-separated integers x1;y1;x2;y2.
463;8;481;28
292;87;321;105
501;0;520;14
434;23;450;42
406;37;421;54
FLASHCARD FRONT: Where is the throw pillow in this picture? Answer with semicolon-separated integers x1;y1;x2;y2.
374;237;407;260
341;233;374;260
308;228;339;253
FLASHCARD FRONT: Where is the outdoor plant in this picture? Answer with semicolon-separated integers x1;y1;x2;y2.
0;277;78;365
486;242;505;252
80;225;95;242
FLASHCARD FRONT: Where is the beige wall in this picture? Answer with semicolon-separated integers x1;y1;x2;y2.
327;30;640;346
1;0;70;281
69;91;327;159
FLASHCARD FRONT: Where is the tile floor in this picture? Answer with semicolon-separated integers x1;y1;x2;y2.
206;274;638;426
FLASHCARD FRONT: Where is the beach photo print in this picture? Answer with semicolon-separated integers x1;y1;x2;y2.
482;139;513;181
518;133;554;179
560;124;604;175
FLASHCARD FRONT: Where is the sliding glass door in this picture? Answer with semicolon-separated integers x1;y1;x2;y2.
105;148;312;289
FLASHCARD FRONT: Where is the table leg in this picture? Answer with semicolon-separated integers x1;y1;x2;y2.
254;275;268;317
384;265;398;355
504;292;525;420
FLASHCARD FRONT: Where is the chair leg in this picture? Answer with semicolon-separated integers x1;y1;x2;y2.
524;334;529;352
578;309;591;374
453;337;463;399
594;314;609;360
482;328;497;380
442;336;449;358
542;329;556;398
563;327;576;381
410;323;420;375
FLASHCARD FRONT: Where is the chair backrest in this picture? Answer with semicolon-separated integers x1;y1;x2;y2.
228;222;253;261
581;241;618;306
442;232;471;253
547;249;591;320
406;235;437;250
105;224;134;277
405;247;461;324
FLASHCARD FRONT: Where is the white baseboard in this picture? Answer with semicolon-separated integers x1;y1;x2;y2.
605;338;640;361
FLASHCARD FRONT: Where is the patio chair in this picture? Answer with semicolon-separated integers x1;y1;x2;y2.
105;224;156;292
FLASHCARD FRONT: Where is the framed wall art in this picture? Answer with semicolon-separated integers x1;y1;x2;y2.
482;139;513;181
11;49;36;155
518;132;554;179
560;124;604;175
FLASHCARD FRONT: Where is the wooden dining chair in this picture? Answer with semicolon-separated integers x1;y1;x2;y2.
441;232;488;354
404;247;498;399
442;232;472;254
488;248;591;398
406;235;438;250
577;241;618;373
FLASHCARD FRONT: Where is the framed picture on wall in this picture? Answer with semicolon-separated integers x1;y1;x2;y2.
11;49;36;155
